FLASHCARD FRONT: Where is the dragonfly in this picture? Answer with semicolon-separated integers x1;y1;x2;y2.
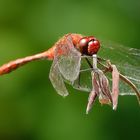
0;33;139;113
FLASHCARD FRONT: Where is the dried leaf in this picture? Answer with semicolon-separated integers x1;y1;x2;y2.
86;72;99;114
112;65;119;110
98;70;112;104
86;90;97;114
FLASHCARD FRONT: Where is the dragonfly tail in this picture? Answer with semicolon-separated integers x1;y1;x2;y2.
0;51;51;76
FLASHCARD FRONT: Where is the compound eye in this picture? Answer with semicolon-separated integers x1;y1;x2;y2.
77;36;100;55
88;40;100;55
78;37;88;48
78;37;89;54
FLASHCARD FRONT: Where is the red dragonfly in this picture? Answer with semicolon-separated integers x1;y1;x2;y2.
0;33;139;113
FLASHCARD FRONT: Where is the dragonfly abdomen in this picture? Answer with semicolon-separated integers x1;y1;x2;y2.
0;51;50;76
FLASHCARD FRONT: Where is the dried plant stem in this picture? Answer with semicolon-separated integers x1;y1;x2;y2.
119;74;140;104
98;60;140;104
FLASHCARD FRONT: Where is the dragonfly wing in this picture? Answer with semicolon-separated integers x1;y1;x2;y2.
72;69;92;92
49;59;69;97
72;56;93;92
118;65;139;95
55;35;81;82
99;40;140;95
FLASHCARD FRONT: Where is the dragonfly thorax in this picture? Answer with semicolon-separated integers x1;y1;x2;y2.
77;36;100;55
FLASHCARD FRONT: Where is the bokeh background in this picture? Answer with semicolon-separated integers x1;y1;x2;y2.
0;0;140;140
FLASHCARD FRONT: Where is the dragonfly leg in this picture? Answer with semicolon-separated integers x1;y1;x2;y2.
97;56;106;62
97;59;110;73
85;58;93;68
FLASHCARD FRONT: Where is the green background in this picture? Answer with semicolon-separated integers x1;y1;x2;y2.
0;0;140;140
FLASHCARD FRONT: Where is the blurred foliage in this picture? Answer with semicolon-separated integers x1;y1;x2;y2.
0;0;140;140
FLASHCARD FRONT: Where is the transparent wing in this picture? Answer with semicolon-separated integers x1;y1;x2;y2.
72;56;92;92
72;44;140;96
55;35;81;82
99;40;140;95
49;59;69;97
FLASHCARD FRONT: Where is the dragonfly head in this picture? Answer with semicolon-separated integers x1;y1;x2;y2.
77;36;100;55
